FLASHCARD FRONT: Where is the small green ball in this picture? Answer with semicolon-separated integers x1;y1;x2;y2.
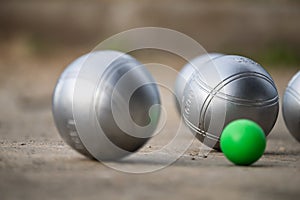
220;119;266;166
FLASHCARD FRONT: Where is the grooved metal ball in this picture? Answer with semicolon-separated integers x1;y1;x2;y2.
180;55;279;150
52;50;161;160
282;71;300;143
174;53;223;111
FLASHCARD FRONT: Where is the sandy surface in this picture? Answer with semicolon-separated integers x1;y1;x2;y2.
0;52;299;200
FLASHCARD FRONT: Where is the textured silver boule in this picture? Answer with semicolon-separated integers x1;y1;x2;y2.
52;50;161;160
181;55;279;150
282;71;300;143
174;53;223;112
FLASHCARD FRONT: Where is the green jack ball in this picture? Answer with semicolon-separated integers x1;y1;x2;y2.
220;119;266;166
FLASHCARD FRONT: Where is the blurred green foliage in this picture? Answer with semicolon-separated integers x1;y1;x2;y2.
256;44;300;68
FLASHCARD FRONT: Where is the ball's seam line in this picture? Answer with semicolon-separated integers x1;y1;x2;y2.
182;71;279;143
193;72;279;106
286;87;300;102
182;114;220;141
199;72;279;130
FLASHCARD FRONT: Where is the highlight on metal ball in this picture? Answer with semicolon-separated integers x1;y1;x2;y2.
175;54;279;150
282;71;300;143
52;50;161;161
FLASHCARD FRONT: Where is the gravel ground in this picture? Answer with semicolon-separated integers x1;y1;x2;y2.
0;53;299;200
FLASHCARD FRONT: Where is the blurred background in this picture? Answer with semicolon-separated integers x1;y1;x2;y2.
1;0;300;66
1;2;300;199
0;0;299;141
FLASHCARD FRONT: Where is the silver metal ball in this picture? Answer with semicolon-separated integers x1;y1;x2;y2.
52;50;161;160
180;55;279;150
282;71;300;143
174;53;223;112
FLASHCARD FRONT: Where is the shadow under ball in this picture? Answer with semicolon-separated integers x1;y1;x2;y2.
282;71;300;142
52;50;161;160
181;55;279;150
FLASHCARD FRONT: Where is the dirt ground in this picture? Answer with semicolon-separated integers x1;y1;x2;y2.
0;50;299;200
